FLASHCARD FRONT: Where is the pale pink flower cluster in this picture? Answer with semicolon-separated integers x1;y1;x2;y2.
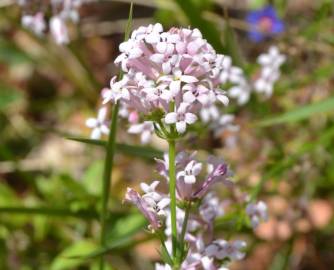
87;25;285;142
100;23;232;141
18;0;85;44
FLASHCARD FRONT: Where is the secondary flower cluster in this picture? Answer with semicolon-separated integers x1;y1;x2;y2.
17;0;86;44
125;152;255;270
254;46;286;97
125;152;268;269
227;46;285;105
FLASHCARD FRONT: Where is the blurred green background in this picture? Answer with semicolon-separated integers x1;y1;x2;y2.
0;0;333;269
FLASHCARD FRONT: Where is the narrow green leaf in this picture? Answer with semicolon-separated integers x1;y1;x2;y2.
67;137;106;147
116;143;163;159
67;136;163;159
223;17;243;67
258;96;334;126
0;206;98;219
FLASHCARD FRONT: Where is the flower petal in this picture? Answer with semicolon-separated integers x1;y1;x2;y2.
176;121;187;133
164;112;178;124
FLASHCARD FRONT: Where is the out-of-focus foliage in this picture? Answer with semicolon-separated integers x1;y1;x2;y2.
0;0;333;269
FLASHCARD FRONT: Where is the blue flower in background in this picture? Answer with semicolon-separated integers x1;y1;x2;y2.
246;5;285;42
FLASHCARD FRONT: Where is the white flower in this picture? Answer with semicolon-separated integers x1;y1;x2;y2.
200;102;220;123
177;160;202;184
143;85;173;102
257;46;286;70
162;68;199;97
228;78;252;105
21;12;46;36
128;121;154;144
50;16;69;44
254;46;285;98
246;200;268;228
219;56;243;84
103;76;130;104
254;66;280;97
155;263;172;270
164;103;197;133
140;180;162;202
85;107;109;139
199;193;224;222
205;239;246;261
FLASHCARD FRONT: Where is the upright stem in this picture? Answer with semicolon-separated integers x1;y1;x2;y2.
98;4;133;269
179;201;191;256
99;102;119;270
168;139;178;261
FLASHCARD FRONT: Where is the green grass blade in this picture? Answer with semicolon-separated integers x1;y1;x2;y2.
223;15;243;67
258;96;334;126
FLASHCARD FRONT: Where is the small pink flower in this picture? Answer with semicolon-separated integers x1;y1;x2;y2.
85;107;109;139
164;103;197;134
128;121;154;144
124;187;169;231
177;160;202;184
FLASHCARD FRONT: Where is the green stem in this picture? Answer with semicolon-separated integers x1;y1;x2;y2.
178;201;191;260
98;4;133;269
99;102;120;270
168;139;178;260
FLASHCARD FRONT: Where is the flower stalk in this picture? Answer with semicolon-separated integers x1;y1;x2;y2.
168;138;178;260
